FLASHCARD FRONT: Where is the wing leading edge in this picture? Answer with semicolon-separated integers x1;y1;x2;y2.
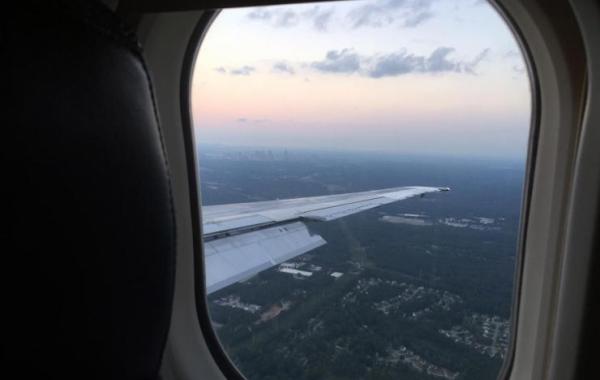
203;186;449;294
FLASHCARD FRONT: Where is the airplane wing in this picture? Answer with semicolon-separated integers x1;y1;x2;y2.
202;186;449;294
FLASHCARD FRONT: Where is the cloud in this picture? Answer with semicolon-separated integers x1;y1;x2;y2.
230;65;256;76
348;0;436;29
402;10;434;27
247;2;437;32
368;47;489;77
310;47;489;77
236;117;269;123
247;8;272;21
368;51;425;78
247;6;334;31
311;49;361;74
348;3;391;28
272;62;295;74
313;9;334;31
425;47;460;72
462;48;489;73
214;66;256;76
274;10;300;27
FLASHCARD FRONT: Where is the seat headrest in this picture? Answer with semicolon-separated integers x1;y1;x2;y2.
5;1;176;378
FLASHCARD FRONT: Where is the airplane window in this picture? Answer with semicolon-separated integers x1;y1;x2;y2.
191;1;531;379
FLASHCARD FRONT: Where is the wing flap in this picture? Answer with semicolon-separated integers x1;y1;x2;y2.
204;221;326;294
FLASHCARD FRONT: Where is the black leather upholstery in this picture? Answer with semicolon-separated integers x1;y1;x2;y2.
4;1;176;379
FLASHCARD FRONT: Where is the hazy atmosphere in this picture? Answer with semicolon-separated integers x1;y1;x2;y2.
192;0;531;159
193;3;531;379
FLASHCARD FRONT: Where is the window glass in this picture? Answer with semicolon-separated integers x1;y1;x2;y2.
192;1;531;379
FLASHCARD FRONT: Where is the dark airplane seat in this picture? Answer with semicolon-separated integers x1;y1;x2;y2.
4;1;175;379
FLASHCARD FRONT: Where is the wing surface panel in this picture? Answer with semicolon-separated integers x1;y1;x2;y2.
203;186;444;231
202;186;448;293
204;221;326;294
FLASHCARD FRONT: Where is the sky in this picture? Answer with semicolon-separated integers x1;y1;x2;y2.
191;0;531;160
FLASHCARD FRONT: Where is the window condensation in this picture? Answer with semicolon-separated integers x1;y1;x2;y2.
192;1;531;379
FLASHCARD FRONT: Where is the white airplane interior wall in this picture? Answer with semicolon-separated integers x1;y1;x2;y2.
4;1;598;380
